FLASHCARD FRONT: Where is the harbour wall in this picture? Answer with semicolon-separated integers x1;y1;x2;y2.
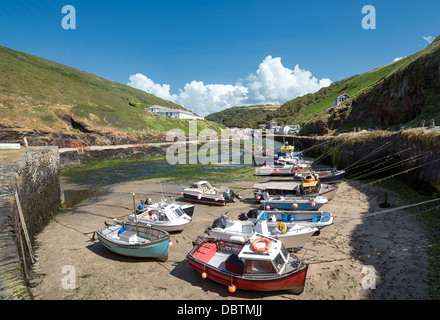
0;147;63;299
0;142;172;300
291;129;440;195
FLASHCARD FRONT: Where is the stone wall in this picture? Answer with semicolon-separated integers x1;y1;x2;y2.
293;130;440;195
0;147;63;299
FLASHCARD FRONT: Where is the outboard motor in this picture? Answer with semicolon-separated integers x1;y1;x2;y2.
211;214;227;229
229;189;241;200
223;192;235;203
247;209;259;219
238;212;248;221
145;197;152;205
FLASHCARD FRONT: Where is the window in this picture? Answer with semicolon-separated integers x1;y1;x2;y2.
244;259;276;274
273;253;285;272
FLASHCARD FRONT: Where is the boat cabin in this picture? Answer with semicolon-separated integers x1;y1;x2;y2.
187;181;215;193
238;234;290;275
136;202;188;222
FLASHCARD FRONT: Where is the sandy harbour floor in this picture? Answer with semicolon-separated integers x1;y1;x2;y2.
30;177;430;300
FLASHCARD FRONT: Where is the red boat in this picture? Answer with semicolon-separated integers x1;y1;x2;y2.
186;233;317;294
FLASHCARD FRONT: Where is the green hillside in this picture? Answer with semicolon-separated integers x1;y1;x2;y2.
206;35;440;135
0;46;222;138
206;105;281;128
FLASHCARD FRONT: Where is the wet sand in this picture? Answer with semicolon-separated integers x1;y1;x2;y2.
30;177;430;300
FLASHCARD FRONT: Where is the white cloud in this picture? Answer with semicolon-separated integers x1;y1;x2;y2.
423;36;434;44
127;73;177;102
127;56;332;116
244;56;332;106
392;57;404;63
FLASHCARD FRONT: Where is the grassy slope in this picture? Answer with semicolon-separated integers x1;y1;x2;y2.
0;46;222;137
205;105;281;128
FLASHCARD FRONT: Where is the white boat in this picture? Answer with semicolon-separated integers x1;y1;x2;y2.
242;209;334;229
206;215;318;250
253;175;338;201
182;180;240;206
261;195;329;211
128;200;193;232
255;164;296;176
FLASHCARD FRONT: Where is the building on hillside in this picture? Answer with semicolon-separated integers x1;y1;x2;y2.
269;121;278;129
332;92;351;107
147;105;204;121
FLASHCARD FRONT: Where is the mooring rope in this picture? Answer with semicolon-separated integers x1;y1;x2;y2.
351;151;433;180
346;147;411;173
359;157;440;187
342;139;394;171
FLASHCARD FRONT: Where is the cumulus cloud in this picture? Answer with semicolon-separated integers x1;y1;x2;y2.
392;57;404;63
127;73;177;102
127;56;332;116
423;36;434;44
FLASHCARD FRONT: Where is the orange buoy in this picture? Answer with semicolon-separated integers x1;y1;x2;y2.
251;238;272;252
201;271;207;279
168;240;173;247
265;205;270;210
228;283;236;293
292;203;298;209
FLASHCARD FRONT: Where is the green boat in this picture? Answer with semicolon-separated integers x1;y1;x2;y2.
96;221;171;262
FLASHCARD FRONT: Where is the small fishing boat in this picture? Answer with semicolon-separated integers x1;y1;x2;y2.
243;209;334;229
96;221;171;261
296;169;345;184
128;200;193;232
260;195;329;211
182;181;240;206
187;233;318;293
255;163;297;176
253;175;338;202
206;215;318;250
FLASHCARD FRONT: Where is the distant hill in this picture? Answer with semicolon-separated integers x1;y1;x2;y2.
206;105;281;128
0;46;222;143
206;35;440;135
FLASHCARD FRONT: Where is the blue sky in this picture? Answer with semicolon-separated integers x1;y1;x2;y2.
0;0;439;115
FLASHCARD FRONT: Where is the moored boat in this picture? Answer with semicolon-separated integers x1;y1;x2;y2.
182;180;240;206
296;169;345;184
253;175;338;202
187;233;318;293
206;215;318;250
128;200;193;232
243;209;334;229
96;221;171;261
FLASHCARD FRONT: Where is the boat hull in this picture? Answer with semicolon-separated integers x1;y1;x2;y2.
187;254;308;293
261;199;327;211
258;210;334;229
207;227;316;250
97;223;170;261
183;193;228;206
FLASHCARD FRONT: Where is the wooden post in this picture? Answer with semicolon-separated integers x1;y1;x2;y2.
15;191;35;263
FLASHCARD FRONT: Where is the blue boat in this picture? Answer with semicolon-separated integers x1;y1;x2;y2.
96;221;171;262
243;209;334;229
260;195;328;211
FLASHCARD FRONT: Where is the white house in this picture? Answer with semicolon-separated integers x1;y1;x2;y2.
147;105;204;121
332;92;351;107
279;126;291;135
